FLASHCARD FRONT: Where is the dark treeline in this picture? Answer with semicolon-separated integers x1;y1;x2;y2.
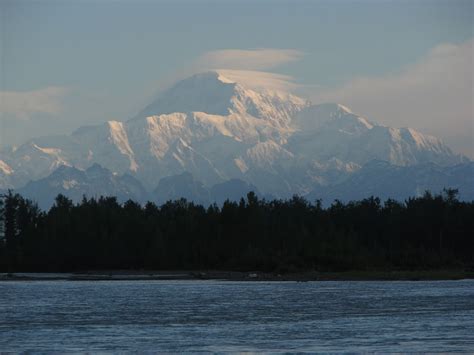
0;189;473;272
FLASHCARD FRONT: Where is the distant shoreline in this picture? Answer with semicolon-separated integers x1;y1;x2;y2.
1;270;473;282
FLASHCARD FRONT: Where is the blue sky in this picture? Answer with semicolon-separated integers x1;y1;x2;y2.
1;0;473;155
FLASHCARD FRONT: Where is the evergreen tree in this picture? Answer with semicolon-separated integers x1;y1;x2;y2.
0;189;472;272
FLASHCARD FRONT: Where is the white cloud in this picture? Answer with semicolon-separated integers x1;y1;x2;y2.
305;39;474;157
196;48;304;71
216;69;299;92
0;86;69;120
180;48;305;93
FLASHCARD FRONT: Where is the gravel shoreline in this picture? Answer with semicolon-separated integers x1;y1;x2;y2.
1;270;473;282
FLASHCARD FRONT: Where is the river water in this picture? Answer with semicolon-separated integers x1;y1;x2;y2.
1;280;473;352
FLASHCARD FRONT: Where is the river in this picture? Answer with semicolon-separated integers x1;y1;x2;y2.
1;280;473;352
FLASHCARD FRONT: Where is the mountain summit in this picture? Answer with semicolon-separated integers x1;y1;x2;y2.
135;71;308;127
0;71;467;199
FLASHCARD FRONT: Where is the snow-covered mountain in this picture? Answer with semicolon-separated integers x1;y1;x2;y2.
0;70;468;200
18;164;148;210
15;164;265;210
290;102;460;166
308;160;474;205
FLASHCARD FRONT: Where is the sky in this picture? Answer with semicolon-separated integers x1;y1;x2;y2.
1;0;473;157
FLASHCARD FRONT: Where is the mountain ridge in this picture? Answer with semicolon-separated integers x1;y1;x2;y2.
0;70;468;200
13;160;474;210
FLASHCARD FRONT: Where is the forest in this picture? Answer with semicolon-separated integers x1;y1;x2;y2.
0;189;473;272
